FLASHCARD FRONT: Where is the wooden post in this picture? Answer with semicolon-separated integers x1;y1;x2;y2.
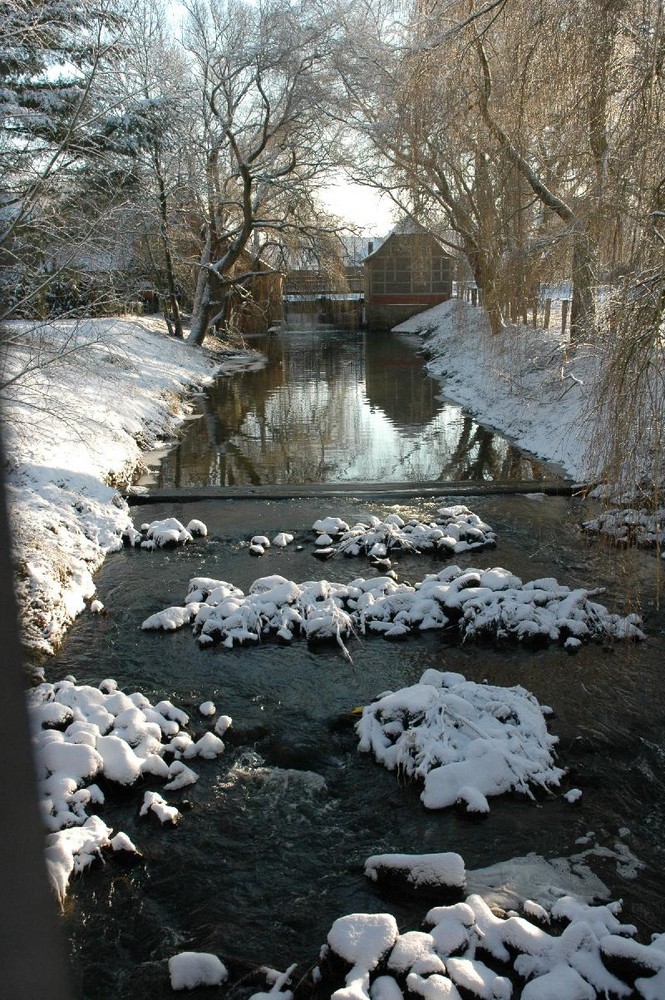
561;299;570;334
471;288;478;306
543;298;551;329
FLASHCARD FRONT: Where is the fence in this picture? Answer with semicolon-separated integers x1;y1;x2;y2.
455;281;574;335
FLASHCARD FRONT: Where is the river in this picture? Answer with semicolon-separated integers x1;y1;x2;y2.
146;317;562;489
48;317;665;998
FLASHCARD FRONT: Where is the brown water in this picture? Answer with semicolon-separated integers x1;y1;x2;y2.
151;317;563;488
49;493;665;999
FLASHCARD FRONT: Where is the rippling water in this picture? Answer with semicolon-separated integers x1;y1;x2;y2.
49;494;665;998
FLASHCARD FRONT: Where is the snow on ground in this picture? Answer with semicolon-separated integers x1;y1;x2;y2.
396;300;665;557
1;317;262;656
395;299;597;483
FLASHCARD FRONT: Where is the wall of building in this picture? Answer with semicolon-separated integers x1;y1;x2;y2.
365;295;450;330
363;232;454;330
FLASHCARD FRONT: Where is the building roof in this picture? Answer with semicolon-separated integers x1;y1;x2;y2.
363;217;457;263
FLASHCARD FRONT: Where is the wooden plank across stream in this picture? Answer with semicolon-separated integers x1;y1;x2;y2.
125;480;580;505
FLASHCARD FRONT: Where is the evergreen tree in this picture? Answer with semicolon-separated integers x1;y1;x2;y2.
0;0;130;323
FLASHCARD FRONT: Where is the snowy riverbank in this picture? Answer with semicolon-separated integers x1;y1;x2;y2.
399;301;665;559
396;299;597;483
2;317;263;658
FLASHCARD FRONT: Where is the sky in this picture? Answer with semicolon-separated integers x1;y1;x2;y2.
319;181;397;235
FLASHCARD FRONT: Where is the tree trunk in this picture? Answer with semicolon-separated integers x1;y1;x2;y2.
189;260;234;346
467;240;503;334
188;280;213;346
570;228;596;343
154;152;184;339
188;226;213;346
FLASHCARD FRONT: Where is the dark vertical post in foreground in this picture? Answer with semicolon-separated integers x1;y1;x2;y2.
0;432;73;998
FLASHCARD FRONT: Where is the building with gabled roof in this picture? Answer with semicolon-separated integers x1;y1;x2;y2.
363;218;454;330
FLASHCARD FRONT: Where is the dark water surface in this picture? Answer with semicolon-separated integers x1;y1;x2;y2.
150;317;562;488
50;493;665;999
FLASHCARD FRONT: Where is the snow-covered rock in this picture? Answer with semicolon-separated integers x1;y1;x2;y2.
320;506;496;563
273;532;295;547
168;951;229;990
582;507;665;551
318;879;654;1000
140;790;180;825
365;852;466;891
328;912;399;969
27;676;227;901
357;670;564;813
142;564;643;660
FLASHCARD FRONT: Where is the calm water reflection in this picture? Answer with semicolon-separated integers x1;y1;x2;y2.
157;315;557;487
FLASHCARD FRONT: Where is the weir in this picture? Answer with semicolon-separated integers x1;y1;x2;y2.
126;479;578;504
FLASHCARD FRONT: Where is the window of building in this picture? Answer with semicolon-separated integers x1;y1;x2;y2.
369;243;451;295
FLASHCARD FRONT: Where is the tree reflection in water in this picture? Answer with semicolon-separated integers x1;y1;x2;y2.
157;318;554;487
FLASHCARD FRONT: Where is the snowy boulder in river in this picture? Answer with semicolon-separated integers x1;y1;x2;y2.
140;790;180;825
186;519;208;537
27;676;228;902
168;951;228;990
272;531;294;547
365;852;466;893
124;515;208;549
327;912;399;970
318;505;497;563
143;563;644;658
313;516;351;537
317;879;655;1000
357;669;564;813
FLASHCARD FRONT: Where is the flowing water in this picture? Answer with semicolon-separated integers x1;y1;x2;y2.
47;317;665;998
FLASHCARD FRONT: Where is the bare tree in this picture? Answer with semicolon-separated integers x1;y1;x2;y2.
181;0;345;345
336;0;655;340
110;0;208;339
586;2;665;497
332;0;526;333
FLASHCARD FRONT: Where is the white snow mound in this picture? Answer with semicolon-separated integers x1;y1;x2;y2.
357;670;565;813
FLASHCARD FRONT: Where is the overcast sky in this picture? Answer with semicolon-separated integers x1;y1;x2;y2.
319;181;396;235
